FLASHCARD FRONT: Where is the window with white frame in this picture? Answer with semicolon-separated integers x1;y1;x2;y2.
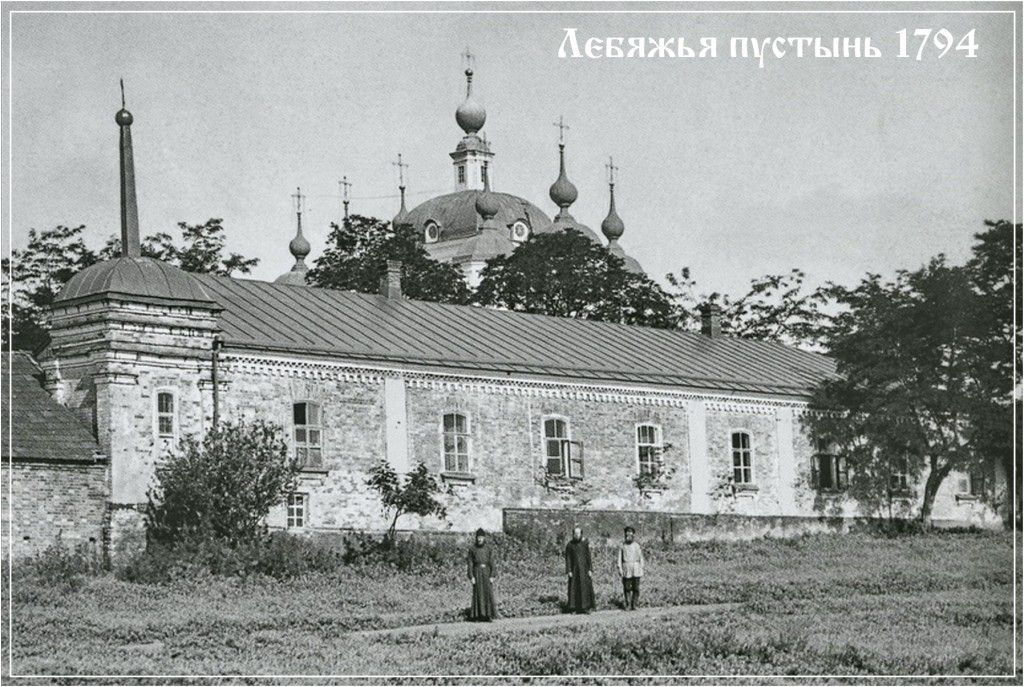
293;402;323;468
457;165;466;185
731;431;753;485
443;413;471;473
636;423;663;477
813;439;848;491
889;456;910;493
156;391;176;438
286;493;307;528
544;417;583;479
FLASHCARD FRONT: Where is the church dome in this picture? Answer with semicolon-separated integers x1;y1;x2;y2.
56;257;214;305
406;190;554;243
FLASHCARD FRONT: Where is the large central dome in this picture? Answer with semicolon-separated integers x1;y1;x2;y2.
406;190;553;243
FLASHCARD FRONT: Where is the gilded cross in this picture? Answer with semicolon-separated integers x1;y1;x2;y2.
554;115;570;144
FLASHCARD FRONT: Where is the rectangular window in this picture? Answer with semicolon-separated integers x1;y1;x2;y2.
458;165;466;184
636;424;663;477
293;402;323;468
813;439;847;491
889;457;909;493
969;471;986;497
731;432;753;485
543;418;582;478
156;391;175;438
481;163;489;187
286;493;306;528
443;413;471;473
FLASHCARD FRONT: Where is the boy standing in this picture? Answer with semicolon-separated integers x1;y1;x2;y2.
617;526;644;610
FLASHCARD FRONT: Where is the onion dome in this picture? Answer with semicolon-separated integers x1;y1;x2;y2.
601;182;625;242
475;190;501;232
57;257;214;305
455;68;486;135
393;186;411;228
276;189;311;286
548;144;578;210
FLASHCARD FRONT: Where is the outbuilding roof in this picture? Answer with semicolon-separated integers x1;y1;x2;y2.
193;274;835;397
2;352;104;463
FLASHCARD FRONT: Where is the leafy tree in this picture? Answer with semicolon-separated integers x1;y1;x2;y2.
145;420;298;548
475;229;677;328
803;255;995;526
666;266;832;350
3;219;258;352
366;460;448;543
307;215;472;304
964;220;1022;525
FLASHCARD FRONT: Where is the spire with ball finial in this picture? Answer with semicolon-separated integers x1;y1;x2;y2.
392;153;411;229
455;48;486;135
116;79;141;258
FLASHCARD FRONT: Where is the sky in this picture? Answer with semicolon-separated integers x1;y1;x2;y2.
5;3;1019;296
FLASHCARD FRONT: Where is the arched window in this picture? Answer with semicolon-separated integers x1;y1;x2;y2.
731;431;753;485
293;402;323;468
443;413;471;473
636;423;663;477
155;390;176;439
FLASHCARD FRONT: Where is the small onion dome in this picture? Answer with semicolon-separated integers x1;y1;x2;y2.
115;108;133;126
548;144;578;209
393;186;411;228
601;183;625;242
289;231;311;262
455;68;486;135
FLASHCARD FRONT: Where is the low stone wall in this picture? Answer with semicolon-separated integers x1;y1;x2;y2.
502;507;863;547
1;461;108;559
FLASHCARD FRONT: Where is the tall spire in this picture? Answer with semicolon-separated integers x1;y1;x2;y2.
275;187;310;285
456;48;486;135
116;79;141;258
548;116;578;220
601;157;625;244
392;154;410;229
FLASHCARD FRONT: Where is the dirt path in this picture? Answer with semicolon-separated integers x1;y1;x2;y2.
351;601;741;639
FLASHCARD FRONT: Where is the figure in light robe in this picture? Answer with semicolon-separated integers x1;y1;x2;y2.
618;525;645;610
467;527;497;621
564;526;595;613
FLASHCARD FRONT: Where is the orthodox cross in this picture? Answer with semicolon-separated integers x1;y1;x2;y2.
291;187;305;216
338;176;352;223
605;157;619;185
553;115;570;144
462;47;476;71
119;78;126;108
392;153;409;188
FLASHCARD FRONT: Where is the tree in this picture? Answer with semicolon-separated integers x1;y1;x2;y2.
307;215;472;304
475;229;677;328
3;220;258;352
366;460;448;542
964;220;1022;525
666;266;832;350
2;225;107;352
803;256;996;526
145;420;298;548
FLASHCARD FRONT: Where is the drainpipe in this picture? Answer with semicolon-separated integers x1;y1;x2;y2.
212;335;223;427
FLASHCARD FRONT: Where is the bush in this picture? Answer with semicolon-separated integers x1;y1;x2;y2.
145;420;297;549
15;539;102;594
117;532;342;583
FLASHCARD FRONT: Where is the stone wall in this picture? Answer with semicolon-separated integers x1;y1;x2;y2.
1;461;108;559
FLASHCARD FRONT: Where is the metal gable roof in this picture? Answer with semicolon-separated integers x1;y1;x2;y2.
193;275;836;396
2;352;103;463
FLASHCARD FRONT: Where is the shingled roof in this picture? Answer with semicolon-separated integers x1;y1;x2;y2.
193;275;836;397
2;352;104;463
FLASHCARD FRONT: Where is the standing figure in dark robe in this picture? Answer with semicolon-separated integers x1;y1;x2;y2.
467;528;497;621
564;526;595;613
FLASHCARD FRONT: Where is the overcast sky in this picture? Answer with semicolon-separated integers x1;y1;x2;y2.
5;4;1019;295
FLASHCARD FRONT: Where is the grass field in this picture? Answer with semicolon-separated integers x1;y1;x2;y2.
3;530;1020;681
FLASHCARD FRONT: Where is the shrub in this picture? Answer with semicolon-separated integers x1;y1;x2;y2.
145;420;297;548
366;460;448;542
15;539;102;594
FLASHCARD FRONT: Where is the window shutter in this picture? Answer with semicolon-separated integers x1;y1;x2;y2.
568;441;584;479
810;456;819;489
957;476;969;494
838;457;849;490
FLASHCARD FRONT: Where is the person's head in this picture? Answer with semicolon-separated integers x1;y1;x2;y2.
572;526;583;542
624;526;635;543
475;528;486;546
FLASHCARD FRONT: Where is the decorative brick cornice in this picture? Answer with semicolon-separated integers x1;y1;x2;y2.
222;353;811;412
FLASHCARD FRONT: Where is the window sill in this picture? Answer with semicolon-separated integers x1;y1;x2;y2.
889;490;915;500
298;466;329;476
955;493;981;503
734;484;759;492
441;471;477;484
816;488;847;495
